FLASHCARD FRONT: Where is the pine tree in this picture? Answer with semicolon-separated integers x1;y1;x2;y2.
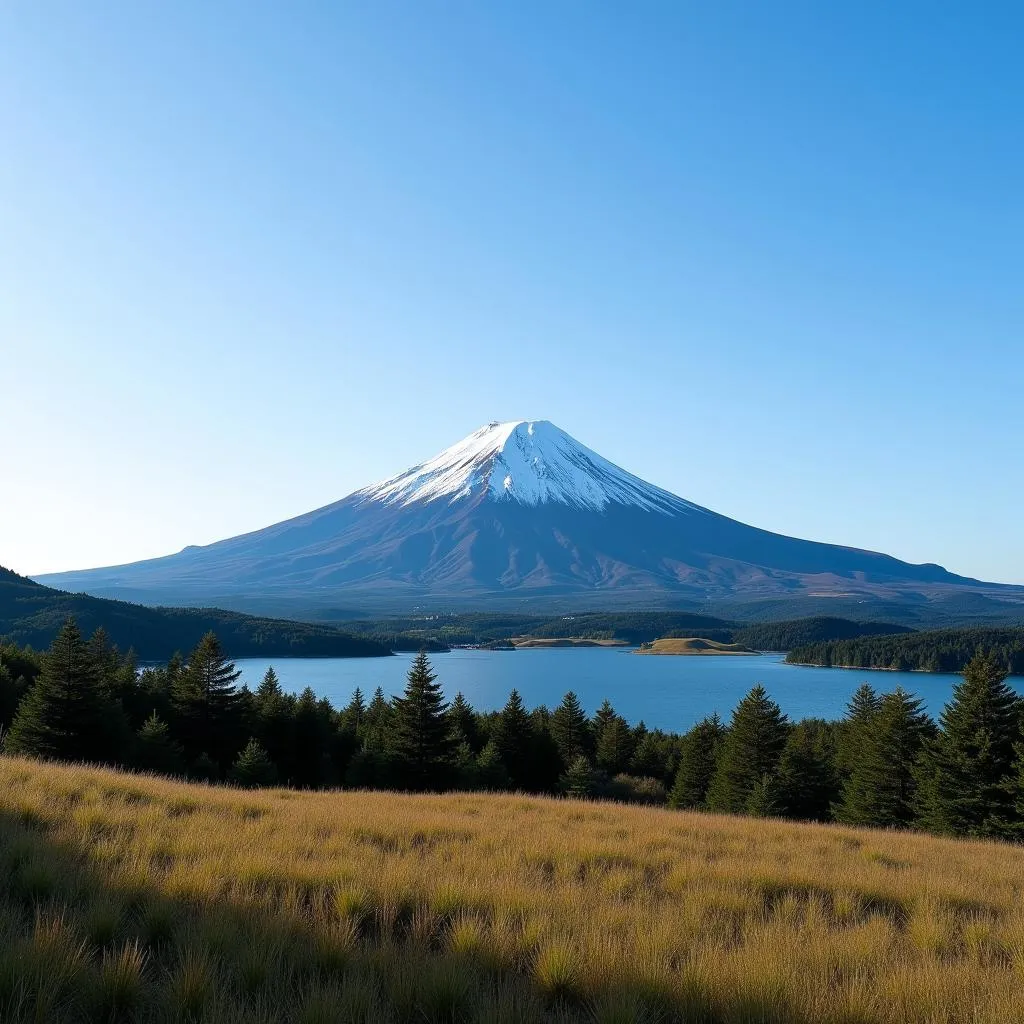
630;731;668;780
474;739;511;791
189;751;219;783
447;692;480;751
835;688;932;828
364;687;393;748
171;632;242;768
491;689;533;789
134;712;185;776
551;691;590;767
452;739;478;789
706;687;789;814
5;619;129;764
256;666;283;707
254;666;293;776
230;737;278;788
668;714;725;809
835;683;881;778
915;651;1020;837
391;652;456;791
775;719;838;821
342;687;367;736
595;716;634;776
292;687;334;788
562;755;597;799
591;699;618;751
745;773;783;817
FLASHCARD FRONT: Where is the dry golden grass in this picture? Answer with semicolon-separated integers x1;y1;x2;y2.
2;756;1024;1022
634;637;755;656
511;638;628;648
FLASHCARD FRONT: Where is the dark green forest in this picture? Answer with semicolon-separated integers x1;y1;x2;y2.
789;627;1024;674
340;610;917;651
0;567;390;660
733;616;915;651
6;617;1024;843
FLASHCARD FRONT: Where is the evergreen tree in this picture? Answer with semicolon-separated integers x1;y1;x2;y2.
745;773;783;817
474;739;511;791
596;715;634;776
87;627;121;692
775;719;838;821
591;700;618;751
5;619;129;764
452;739;478;789
256;666;283;707
706;687;789;814
171;632;242;768
291;687;335;788
447;692;480;751
342;687;367;736
562;755;597;799
835;683;882;778
390;652;456;790
668;714;725;809
835;688;932;829
364;687;394;749
189;752;219;783
550;691;590;767
630;731;668;780
134;712;185;776
915;651;1020;837
230;737;278;788
491;689;533;788
254;666;293;776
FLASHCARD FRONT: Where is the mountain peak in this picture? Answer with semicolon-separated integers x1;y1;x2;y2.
356;420;696;513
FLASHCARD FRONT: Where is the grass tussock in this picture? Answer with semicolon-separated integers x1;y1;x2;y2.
1;757;1024;1021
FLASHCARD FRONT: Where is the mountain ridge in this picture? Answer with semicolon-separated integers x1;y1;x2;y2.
34;420;1024;616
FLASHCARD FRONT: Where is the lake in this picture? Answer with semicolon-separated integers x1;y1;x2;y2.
231;649;1010;731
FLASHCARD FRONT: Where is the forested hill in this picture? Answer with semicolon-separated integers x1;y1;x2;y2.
788;627;1024;674
733;617;915;652
0;567;390;660
339;611;914;651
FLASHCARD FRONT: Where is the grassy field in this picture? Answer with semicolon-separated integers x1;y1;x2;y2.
2;759;1024;1022
634;637;755;656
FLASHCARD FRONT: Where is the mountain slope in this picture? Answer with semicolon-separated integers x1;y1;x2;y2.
35;420;1024;616
0;567;389;659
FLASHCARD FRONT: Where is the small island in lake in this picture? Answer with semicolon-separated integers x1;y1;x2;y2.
634;636;756;656
512;636;629;648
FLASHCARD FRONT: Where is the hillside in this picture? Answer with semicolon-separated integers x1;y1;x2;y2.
733;616;917;651
1;758;1023;1023
789;626;1024;674
0;567;390;660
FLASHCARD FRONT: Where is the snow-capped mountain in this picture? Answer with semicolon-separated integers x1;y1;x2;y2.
36;420;1012;615
356;420;697;513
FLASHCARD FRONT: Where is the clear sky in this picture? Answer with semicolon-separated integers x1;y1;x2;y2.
2;2;1022;583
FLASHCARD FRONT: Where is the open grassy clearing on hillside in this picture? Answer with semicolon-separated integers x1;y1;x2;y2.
2;759;1024;1022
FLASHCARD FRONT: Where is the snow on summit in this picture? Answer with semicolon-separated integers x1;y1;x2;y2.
357;420;699;514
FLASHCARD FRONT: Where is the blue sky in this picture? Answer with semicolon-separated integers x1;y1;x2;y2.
2;2;1022;583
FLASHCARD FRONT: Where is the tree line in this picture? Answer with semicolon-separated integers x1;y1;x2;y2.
4;618;1024;841
0;565;391;660
789;627;1024;675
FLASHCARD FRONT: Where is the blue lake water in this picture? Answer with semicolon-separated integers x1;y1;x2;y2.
231;649;1012;732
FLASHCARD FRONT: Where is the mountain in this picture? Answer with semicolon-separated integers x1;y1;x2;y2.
35;420;1024;617
0;566;390;659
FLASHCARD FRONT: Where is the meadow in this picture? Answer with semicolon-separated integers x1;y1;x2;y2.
2;756;1024;1023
